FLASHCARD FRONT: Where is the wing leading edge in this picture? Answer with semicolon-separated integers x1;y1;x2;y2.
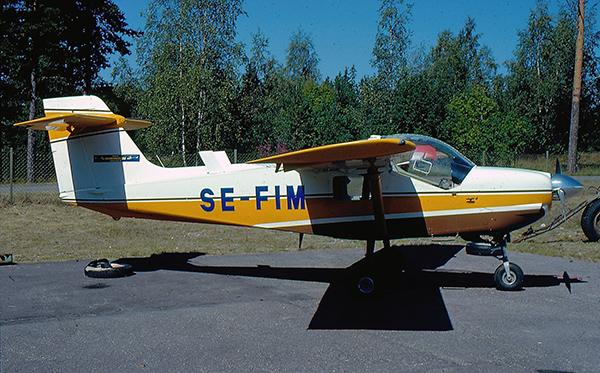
248;138;415;170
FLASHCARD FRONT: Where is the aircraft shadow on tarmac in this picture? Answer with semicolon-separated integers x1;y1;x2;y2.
118;245;580;332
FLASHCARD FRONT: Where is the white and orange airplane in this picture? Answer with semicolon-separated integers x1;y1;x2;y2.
16;95;585;293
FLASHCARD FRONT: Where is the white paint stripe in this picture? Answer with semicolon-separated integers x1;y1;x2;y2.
383;190;551;198
417;203;542;218
254;203;543;229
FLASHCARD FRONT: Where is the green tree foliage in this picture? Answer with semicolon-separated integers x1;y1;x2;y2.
247;29;279;82
330;67;362;142
130;0;245;157
236;29;281;153
444;85;532;159
356;0;413;139
371;0;413;89
240;30;361;154
1;0;137;180
504;2;573;152
290;69;362;149
418;18;498;140
284;29;321;82
502;1;600;153
1;1;138;106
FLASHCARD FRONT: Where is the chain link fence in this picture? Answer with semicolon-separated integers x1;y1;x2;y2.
1;148;58;204
2;147;599;205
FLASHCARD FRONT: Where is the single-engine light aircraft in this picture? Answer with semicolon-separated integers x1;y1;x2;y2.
16;95;585;293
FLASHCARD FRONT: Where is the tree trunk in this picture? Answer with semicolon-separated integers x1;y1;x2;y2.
181;97;186;166
27;59;38;183
196;89;206;154
179;40;186;166
567;0;585;173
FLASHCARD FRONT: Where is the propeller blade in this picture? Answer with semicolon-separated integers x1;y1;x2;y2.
555;158;562;174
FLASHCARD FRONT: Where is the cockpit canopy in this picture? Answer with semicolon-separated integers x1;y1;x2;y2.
385;134;475;189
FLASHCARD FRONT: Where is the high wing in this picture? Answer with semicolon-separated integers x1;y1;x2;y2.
14;113;151;132
248;138;415;170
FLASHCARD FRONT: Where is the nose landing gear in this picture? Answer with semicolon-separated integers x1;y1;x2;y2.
465;235;524;291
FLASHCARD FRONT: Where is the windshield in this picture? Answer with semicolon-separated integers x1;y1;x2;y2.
385;134;475;189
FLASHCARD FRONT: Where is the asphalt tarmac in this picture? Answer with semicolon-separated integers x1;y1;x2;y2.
2;244;599;372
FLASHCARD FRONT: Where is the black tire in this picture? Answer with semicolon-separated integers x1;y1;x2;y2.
581;199;600;242
84;259;133;278
347;269;380;299
357;275;376;295
494;263;523;291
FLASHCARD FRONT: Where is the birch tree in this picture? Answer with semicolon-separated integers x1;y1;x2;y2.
135;0;244;156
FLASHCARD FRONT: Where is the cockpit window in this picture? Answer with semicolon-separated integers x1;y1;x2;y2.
387;134;475;189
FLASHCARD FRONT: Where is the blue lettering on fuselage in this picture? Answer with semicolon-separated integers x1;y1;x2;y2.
255;185;269;210
221;187;235;211
287;185;305;210
199;185;305;212
275;185;281;210
200;188;215;212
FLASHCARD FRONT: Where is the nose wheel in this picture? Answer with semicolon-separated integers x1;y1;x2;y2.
494;262;524;291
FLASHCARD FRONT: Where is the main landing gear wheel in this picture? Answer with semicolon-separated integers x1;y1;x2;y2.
349;268;381;298
357;275;376;295
581;199;600;242
494;262;524;291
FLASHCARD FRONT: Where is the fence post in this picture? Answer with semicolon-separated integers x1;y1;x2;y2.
9;147;14;204
546;151;549;172
234;149;238;164
482;151;486;166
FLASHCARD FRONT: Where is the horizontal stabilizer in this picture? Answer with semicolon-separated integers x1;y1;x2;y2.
14;113;151;132
14;95;151;132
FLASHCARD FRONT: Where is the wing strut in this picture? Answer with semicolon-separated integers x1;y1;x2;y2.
364;161;390;263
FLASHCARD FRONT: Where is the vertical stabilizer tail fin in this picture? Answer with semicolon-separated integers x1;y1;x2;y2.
14;96;155;206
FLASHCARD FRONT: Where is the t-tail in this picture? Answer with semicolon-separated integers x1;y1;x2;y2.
14;95;157;214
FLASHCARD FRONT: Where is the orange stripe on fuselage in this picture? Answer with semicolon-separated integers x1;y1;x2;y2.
407;191;552;212
72;190;552;239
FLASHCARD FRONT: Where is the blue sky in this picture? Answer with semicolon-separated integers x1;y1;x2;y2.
106;0;563;80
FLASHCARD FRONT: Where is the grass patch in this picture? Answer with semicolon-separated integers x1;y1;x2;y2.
1;191;62;207
510;180;600;262
0;201;360;263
